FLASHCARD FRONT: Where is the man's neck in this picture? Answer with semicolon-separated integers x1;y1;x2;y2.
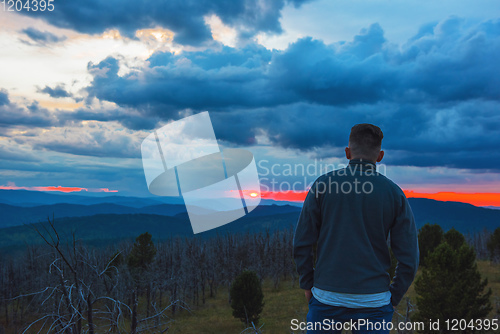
349;158;377;165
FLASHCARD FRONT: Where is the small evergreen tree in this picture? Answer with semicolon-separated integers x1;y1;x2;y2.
444;227;466;251
418;223;444;267
230;270;265;326
414;241;492;332
487;227;500;262
127;232;157;323
128;232;156;271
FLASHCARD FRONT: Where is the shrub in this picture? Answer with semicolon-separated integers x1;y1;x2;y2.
414;241;492;330
418;223;444;267
444;227;466;251
128;232;156;271
230;270;265;326
487;227;500;262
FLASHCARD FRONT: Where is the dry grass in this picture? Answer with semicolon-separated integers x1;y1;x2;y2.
167;261;500;333
2;262;498;333
166;279;308;333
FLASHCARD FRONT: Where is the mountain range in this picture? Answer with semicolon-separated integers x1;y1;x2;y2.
0;189;498;251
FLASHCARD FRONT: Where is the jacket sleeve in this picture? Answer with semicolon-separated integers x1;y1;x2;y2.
389;194;420;306
293;183;322;290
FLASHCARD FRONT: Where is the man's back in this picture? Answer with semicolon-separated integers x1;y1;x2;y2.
294;123;419;316
293;124;419;334
294;159;418;305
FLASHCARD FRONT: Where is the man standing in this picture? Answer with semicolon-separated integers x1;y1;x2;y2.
293;124;419;333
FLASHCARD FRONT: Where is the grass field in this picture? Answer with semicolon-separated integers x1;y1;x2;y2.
1;262;498;333
166;261;500;333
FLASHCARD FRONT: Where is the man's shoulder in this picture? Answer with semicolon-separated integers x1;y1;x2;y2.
373;175;410;208
310;167;407;197
379;175;405;195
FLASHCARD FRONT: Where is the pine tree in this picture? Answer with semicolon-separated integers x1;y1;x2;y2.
418;223;444;267
230;270;265;326
444;227;466;251
128;232;156;271
487;227;500;262
414;241;492;333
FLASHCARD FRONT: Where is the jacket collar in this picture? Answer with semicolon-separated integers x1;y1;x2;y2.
348;159;376;169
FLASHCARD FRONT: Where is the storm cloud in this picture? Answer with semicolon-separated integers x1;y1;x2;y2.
4;17;500;171
37;84;73;99
86;18;500;110
20;27;67;46
81;17;500;169
18;0;313;45
0;90;58;128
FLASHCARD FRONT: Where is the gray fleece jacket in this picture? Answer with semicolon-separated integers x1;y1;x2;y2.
293;159;419;306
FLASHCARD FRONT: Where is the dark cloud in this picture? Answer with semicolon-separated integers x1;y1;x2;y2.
0;89;9;106
9;117;145;159
86;18;500;113
0;151;146;187
31;136;139;159
19;0;312;46
5;18;500;171
20;27;67;46
81;18;500;168
87;44;277;113
57;107;160;131
267;26;394;105
0;88;157;132
0;140;40;162
0;92;57;128
210;100;500;170
0;89;154;160
37;84;72;99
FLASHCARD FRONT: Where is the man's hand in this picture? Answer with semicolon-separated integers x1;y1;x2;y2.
305;289;312;303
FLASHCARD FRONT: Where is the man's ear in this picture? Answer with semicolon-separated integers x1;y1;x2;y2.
345;147;351;160
376;150;384;163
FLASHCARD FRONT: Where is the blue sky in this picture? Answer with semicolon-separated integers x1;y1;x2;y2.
0;0;499;203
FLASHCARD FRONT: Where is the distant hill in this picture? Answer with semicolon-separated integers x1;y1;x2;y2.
0;202;302;229
483;206;500;210
0;189;180;207
0;210;300;251
0;189;296;207
0;203;188;228
0;190;499;251
408;198;500;233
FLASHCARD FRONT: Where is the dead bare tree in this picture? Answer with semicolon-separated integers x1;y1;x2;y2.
4;218;315;333
14;217;180;333
240;321;264;334
394;297;415;334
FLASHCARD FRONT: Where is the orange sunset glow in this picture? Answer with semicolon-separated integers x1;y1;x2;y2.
402;191;500;207
260;190;500;207
1;184;499;208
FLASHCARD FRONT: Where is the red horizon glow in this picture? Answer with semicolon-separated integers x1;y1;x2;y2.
260;190;500;207
1;184;499;207
0;184;118;193
261;190;308;202
402;191;500;207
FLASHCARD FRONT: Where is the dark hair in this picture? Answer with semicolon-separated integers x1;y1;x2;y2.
349;124;383;160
